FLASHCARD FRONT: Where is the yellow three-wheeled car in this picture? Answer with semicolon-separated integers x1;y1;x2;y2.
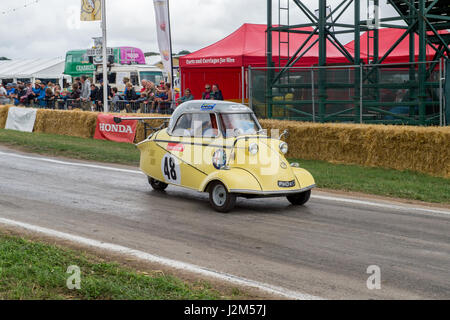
118;100;315;212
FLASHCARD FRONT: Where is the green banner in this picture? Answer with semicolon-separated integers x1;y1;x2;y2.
64;48;121;78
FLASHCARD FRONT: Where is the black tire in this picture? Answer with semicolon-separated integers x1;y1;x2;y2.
208;181;236;213
148;177;168;191
287;190;311;206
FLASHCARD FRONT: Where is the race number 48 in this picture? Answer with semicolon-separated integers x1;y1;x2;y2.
161;154;181;185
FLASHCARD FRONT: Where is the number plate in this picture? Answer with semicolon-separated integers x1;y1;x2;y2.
278;180;296;188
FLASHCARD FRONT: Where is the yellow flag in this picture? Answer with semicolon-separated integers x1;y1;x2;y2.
80;0;101;21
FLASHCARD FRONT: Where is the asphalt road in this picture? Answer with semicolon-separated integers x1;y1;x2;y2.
0;148;449;299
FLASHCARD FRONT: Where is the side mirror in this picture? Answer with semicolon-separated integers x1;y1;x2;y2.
279;129;289;140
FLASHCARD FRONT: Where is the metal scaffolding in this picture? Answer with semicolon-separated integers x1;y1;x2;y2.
265;0;449;125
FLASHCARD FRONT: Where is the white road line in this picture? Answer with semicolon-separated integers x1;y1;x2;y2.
0;217;321;300
312;195;450;216
1;150;449;216
0;150;143;175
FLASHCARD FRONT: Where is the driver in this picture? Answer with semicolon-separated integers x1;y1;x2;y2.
202;120;214;137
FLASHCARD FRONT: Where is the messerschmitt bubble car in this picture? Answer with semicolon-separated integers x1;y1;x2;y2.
115;100;316;212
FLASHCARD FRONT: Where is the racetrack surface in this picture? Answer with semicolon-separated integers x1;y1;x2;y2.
0;148;449;299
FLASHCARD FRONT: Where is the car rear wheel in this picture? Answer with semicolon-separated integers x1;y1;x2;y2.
148;177;168;191
287;190;311;206
209;181;236;213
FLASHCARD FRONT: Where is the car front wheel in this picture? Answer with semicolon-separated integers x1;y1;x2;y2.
148;177;168;191
209;181;236;213
287;190;311;206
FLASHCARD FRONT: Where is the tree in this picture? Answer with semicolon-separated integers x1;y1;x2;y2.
144;52;159;57
0;57;10;60
177;50;191;55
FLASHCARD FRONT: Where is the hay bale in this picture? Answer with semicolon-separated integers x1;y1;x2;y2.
135;117;166;143
34;109;98;138
0;105;12;129
260;119;450;178
32;109;164;141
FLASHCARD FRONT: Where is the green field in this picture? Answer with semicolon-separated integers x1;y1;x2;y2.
0;128;449;204
0;129;140;165
0;233;243;300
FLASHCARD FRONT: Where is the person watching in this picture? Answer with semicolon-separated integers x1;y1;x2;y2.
124;82;138;102
17;84;28;106
96;79;112;112
176;88;194;105
0;84;9;105
202;84;212;99
157;83;172;113
44;87;55;109
211;84;224;100
80;75;91;100
37;82;47;107
89;83;99;111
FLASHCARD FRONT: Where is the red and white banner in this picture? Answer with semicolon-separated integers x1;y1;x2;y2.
153;0;173;79
94;114;137;143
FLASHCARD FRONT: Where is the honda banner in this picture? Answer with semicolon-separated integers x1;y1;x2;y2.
94;114;137;143
5;107;37;132
153;0;173;80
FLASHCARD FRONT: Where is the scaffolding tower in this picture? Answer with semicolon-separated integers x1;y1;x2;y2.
265;0;449;125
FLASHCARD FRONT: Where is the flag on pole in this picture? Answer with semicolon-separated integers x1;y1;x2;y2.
80;0;101;21
153;0;173;82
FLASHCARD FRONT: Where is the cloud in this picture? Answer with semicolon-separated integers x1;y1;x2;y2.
0;0;402;59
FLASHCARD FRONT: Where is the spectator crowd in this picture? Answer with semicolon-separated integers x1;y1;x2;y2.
0;77;225;114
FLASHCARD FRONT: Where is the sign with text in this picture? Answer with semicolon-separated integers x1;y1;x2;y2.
94;114;137;143
86;47;114;56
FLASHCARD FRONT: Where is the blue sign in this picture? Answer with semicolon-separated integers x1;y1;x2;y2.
201;103;216;111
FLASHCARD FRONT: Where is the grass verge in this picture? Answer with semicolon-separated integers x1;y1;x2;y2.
291;158;450;204
0;129;448;204
0;129;139;166
0;232;241;300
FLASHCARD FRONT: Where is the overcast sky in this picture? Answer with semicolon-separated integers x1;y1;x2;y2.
0;0;401;59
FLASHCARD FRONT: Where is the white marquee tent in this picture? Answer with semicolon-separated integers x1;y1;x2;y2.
0;58;70;86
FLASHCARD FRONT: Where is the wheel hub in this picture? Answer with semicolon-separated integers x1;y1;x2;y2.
212;185;226;207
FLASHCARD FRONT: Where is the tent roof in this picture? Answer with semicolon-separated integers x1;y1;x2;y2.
0;58;66;78
179;23;349;68
344;28;444;64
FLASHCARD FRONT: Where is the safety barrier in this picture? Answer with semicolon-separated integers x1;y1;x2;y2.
0;105;449;178
6;99;175;115
112;101;173;115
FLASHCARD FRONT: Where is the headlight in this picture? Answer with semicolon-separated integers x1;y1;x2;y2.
279;142;288;154
248;143;259;155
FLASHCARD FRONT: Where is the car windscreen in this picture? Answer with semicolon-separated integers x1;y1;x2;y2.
219;113;261;137
140;71;164;84
172;113;219;138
